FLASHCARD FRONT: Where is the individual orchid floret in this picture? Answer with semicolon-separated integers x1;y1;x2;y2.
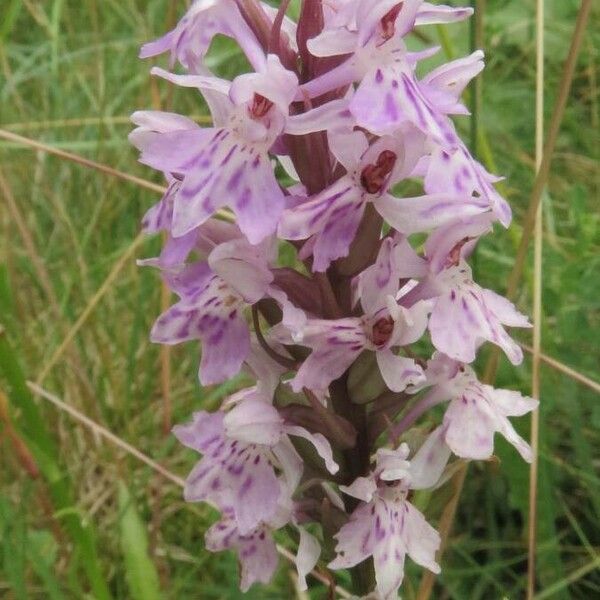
398;216;531;364
174;396;338;535
399;354;538;462
422;139;513;227
278;130;428;271
283;239;430;393
131;55;298;244
329;442;446;599
205;516;279;592
150;237;302;385
302;0;474;141
206;500;321;592
139;0;266;72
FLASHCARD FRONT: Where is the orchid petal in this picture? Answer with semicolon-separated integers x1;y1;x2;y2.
224;399;283;446
377;350;425;393
285;425;339;474
339;476;378;503
295;527;321;591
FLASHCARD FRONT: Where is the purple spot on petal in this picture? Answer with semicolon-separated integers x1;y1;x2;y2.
227;163;245;191
384;93;399;121
237;188;252;209
239;475;253;497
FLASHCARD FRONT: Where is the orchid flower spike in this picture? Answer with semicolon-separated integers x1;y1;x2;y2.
133;1;534;596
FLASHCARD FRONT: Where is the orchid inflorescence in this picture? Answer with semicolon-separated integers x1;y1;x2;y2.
131;1;537;597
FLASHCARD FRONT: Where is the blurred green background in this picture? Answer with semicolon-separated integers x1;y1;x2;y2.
0;1;598;598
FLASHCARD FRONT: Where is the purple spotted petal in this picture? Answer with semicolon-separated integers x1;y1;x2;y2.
150;268;250;385
205;520;278;592
279;179;365;272
422;359;537;461
208;238;273;303
172;130;284;244
224;399;284;447
172;410;225;453
375;191;489;235
289;318;365;392
140;0;265;72
421;51;484;115
376;350;425;393
444;389;535;463
329;497;407;599
183;433;280;534
416;3;474;25
428;266;529;365
408;426;452;490
402;501;441;573
358;237;401;315
425;144;512;227
351;62;454;142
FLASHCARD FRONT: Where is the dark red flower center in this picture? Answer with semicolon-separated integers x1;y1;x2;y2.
381;3;404;41
360;150;398;194
250;93;274;119
371;316;395;346
444;237;472;268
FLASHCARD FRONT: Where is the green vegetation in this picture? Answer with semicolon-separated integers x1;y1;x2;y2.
0;1;598;598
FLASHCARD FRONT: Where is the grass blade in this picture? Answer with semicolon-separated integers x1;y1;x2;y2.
118;482;162;600
0;327;112;600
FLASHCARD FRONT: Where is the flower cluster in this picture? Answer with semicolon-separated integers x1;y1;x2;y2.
132;1;537;597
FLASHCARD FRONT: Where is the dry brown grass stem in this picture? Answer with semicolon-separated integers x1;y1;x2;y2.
520;343;600;395
27;381;184;487
27;381;353;599
2;115;213;131
0;128;167;194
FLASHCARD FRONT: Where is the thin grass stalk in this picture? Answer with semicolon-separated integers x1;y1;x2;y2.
533;556;600;600
2;115;212;131
0;129;236;219
528;0;545;596
520;343;600;395
0;128;167;194
0;388;39;478
27;381;354;599
469;0;485;155
484;0;593;385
